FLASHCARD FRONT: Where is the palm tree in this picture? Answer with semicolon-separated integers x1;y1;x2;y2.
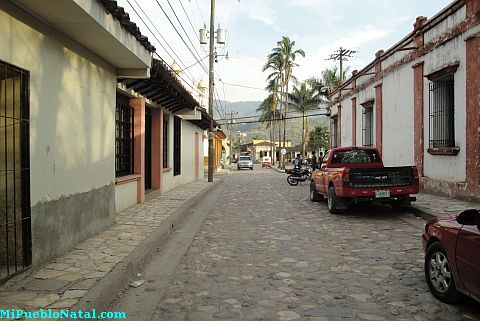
321;66;350;93
266;36;305;168
288;81;322;158
263;54;283;166
257;93;280;163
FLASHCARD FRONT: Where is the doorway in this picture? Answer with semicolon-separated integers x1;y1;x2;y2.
144;108;152;191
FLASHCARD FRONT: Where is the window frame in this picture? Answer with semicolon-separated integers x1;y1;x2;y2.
115;94;134;177
426;64;459;155
361;102;374;147
330;117;338;148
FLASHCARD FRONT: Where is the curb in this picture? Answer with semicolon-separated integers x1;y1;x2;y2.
269;166;285;173
74;178;224;312
408;205;437;221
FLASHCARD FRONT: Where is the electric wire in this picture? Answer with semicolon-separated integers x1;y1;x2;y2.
154;0;209;76
165;0;209;73
216;112;329;125
127;0;197;84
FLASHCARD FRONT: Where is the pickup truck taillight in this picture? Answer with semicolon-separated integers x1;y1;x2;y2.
412;166;419;184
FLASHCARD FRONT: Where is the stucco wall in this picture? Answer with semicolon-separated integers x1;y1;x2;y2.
381;65;415;167
422;36;467;182
0;9;116;205
162;114;202;193
0;8;117;265
115;180;137;213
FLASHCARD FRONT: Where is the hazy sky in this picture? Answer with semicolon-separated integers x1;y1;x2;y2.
117;0;453;108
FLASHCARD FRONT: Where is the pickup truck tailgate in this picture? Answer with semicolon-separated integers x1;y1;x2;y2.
349;167;413;188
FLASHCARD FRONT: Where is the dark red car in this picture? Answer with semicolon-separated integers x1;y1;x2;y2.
422;209;480;303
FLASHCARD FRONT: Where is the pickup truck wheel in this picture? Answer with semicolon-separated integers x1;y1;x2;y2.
327;186;339;214
310;183;323;202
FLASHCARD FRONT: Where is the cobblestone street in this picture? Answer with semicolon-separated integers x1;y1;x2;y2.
147;166;480;321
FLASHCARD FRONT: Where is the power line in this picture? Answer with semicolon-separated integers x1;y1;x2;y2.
217;112;329;125
216;110;329;122
219;80;265;91
154;0;208;75
127;0;197;83
165;0;209;73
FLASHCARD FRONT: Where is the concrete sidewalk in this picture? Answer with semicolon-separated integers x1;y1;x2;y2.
269;165;479;220
0;176;224;316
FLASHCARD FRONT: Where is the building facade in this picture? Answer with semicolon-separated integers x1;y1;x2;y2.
329;0;480;202
0;0;211;282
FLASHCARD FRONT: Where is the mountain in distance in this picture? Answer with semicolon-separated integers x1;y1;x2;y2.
214;100;329;146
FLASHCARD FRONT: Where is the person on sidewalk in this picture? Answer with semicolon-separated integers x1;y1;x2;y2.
311;151;318;170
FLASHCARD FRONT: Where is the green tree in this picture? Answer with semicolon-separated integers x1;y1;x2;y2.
288;81;322;158
307;126;329;152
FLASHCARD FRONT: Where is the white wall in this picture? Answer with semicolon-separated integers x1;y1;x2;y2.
0;9;116;206
115;180;137;213
162;114;202;193
422;36;467;182
381;64;415;167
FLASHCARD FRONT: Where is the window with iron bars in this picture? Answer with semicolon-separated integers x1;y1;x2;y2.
331;117;338;148
362;105;373;147
428;74;455;150
115;94;134;177
0;60;31;282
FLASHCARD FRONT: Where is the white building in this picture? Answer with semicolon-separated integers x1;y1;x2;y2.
329;0;480;202
0;0;211;282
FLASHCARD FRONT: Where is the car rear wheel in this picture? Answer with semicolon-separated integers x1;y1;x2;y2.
425;242;463;304
310;182;323;202
327;186;339;214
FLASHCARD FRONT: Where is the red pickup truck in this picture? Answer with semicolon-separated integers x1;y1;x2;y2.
310;147;419;213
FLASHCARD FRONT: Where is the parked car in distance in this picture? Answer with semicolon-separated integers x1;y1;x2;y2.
422;209;480;304
237;155;253;170
261;156;272;168
310;146;419;213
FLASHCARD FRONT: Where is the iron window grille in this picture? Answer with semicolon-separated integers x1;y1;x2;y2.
362;106;373;147
331;117;338;148
173;116;181;176
0;60;31;282
115;94;134;177
428;74;455;149
163;117;168;168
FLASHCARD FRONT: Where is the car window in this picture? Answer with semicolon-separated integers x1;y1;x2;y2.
321;151;330;167
331;149;380;164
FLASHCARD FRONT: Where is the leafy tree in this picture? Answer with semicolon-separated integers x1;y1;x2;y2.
307;126;329;152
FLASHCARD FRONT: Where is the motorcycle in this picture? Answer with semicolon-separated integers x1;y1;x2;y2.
285;167;311;186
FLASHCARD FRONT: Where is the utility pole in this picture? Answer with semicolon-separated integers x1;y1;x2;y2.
227;111;238;164
326;47;357;83
207;0;216;182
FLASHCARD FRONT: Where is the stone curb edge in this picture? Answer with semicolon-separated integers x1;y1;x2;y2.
74;178;224;312
408;205;437;221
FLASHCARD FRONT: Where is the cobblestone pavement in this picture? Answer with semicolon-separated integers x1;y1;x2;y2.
152;166;480;321
0;179;215;314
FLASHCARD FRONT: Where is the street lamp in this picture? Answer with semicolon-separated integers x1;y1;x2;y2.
199;2;227;183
